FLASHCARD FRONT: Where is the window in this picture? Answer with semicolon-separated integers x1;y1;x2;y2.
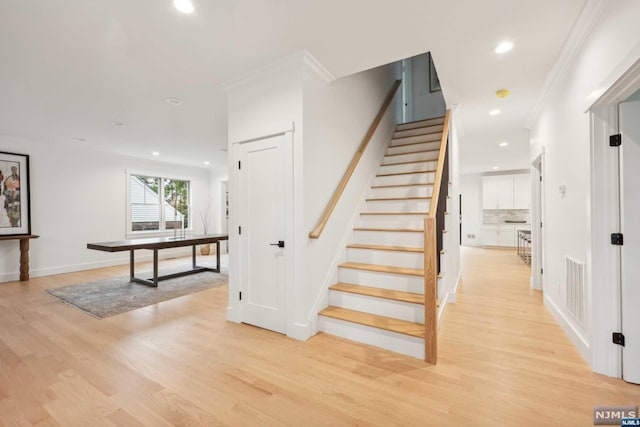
128;174;190;234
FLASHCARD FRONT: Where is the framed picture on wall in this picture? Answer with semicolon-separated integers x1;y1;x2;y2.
429;52;441;92
0;151;31;236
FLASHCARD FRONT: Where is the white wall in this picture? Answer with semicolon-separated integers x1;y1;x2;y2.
303;61;400;335
460;174;483;247
528;0;640;371
0;134;213;282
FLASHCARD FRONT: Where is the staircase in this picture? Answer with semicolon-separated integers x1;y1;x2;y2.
318;115;448;360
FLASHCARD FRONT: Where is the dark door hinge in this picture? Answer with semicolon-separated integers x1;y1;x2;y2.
541;268;543;275
238;161;241;169
239;291;242;301
611;233;624;245
238;226;242;235
539;175;542;182
613;332;625;346
610;134;622;147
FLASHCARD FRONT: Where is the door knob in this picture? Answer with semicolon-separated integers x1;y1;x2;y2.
270;241;285;248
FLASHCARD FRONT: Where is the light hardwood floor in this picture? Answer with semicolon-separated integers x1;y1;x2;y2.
1;248;639;426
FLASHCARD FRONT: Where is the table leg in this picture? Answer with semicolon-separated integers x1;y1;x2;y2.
153;249;159;287
192;244;197;270
19;238;29;281
130;250;135;281
216;241;221;273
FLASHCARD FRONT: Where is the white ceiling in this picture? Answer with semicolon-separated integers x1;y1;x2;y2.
0;0;587;172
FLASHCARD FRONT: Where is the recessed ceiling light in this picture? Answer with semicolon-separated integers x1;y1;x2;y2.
493;166;500;170
203;161;210;165
152;152;160;156
173;0;194;14
495;41;514;54
112;121;125;127
489;109;501;116
499;142;509;147
166;97;183;106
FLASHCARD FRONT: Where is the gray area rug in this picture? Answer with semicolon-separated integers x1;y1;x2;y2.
45;267;228;319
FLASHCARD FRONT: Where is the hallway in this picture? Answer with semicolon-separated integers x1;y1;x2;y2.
0;249;639;425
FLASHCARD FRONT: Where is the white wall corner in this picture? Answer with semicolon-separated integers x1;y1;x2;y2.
544;294;591;365
226;306;241;323
526;0;608;128
302;50;336;83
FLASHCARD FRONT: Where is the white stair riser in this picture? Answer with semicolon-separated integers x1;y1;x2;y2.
328;291;425;323
397;118;445;131
391;133;440;146
338;268;424;293
346;248;424;269
370;185;433;199
384;151;439;165
378;160;437;174
318;316;425;359
374;172;436;186
394;125;444;139
365;200;431;212
387;141;441;155
353;230;423;247
359;215;426;229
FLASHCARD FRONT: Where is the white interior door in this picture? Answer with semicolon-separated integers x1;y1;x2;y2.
238;133;290;334
619;94;640;384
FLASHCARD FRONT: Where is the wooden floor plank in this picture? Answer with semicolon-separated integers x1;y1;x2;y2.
0;250;638;426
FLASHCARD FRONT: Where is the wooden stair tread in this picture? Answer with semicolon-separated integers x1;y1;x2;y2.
390;138;441;148
346;243;424;253
354;227;423;233
380;159;437;167
397;116;445;127
376;169;436;177
330;283;424;304
385;149;439;157
319;307;424;338
366;196;431;201
339;262;423;277
392;130;443;140
371;182;434;189
360;211;428;216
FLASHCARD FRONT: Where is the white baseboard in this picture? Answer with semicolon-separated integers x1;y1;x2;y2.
287;322;312;341
544;294;591;365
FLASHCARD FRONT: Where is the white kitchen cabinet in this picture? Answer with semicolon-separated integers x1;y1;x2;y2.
482;174;529;209
483;224;516;247
513;175;531;209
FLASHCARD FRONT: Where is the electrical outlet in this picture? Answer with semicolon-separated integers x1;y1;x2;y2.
466;234;476;239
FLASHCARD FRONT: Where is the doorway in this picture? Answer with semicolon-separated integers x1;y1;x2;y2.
237;132;292;335
618;91;640;384
531;154;544;291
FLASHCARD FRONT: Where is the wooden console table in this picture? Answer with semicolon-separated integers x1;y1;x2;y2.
0;235;39;281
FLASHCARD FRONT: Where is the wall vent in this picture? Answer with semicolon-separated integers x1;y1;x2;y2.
565;256;586;326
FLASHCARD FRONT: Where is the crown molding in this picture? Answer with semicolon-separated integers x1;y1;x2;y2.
220;50;335;93
526;0;608;128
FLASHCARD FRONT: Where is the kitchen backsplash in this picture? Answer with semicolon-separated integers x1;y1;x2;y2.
483;209;530;224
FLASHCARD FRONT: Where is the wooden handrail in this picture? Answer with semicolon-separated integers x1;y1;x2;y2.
427;109;452;219
309;80;402;239
423;108;451;364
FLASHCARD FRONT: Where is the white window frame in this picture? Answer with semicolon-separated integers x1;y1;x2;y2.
126;170;192;238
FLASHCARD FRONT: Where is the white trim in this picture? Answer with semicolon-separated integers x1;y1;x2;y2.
544;294;591;364
587;53;640;110
221;51;334;93
526;0;608;128
302;50;336;83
